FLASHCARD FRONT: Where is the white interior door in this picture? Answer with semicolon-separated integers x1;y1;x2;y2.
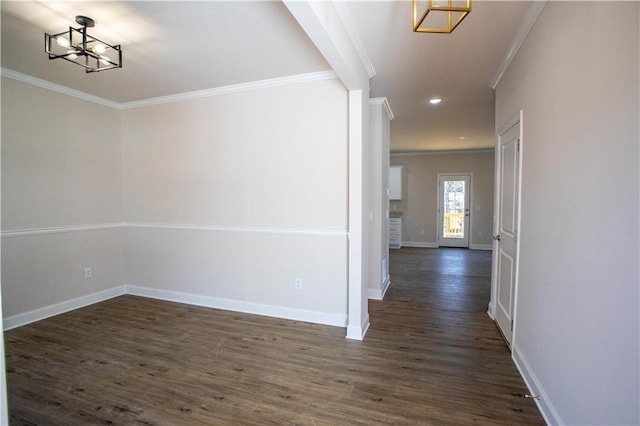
437;174;470;248
493;115;522;346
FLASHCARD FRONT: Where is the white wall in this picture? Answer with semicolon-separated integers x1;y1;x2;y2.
1;78;124;320
1;76;349;326
121;78;349;321
390;152;494;249
495;2;639;424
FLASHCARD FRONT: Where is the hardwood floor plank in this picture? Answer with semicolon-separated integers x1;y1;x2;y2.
6;248;544;425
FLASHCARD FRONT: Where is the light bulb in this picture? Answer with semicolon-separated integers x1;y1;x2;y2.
428;98;443;105
56;37;70;48
93;44;106;54
66;50;78;60
100;56;111;66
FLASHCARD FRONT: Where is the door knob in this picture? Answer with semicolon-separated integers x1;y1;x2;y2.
493;235;501;241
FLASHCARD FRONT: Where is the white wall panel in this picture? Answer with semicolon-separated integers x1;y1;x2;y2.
1;78;122;230
121;79;348;230
121;78;349;319
2;228;125;319
1;78;124;321
2;75;349;327
124;227;347;317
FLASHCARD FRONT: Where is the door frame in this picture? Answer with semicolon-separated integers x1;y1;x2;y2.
489;110;524;348
436;173;473;248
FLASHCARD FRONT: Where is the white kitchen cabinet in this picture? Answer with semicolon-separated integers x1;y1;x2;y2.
389;166;403;200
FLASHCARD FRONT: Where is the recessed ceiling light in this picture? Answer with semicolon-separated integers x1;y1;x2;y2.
458;136;466;140
428;97;443;105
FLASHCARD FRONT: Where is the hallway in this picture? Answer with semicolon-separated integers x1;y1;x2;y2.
366;247;543;424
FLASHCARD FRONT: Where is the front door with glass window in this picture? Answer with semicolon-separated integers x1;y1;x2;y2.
438;174;471;248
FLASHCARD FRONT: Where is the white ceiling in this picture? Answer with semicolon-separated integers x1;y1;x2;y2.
345;1;532;152
1;1;534;153
1;1;331;101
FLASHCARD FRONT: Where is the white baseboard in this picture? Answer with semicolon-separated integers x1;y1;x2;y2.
125;285;347;328
487;302;495;320
368;276;391;301
4;284;348;331
513;343;563;425
3;285;126;330
470;244;493;250
402;241;438;248
368;289;382;300
381;276;391;299
402;242;492;250
346;314;370;341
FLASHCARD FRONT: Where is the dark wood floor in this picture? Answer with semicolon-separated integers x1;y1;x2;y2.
5;248;544;425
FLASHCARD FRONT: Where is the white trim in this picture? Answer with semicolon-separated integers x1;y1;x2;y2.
120;71;337;110
489;1;547;89
1;222;347;238
368;289;382;300
125;222;347;237
1;68;121;109
436;172;473;249
333;2;376;79
3;285;126;330
124;222;346;237
402;241;438;248
1;223;124;238
381;275;391;299
469;244;492;251
513;344;563;425
368;277;391;301
1;68;338;111
3;285;347;331
402;241;493;250
511;110;525;347
370;97;395;121
486;303;495;320
346;314;370;341
391;148;494;157
125;285;346;328
490;110;524;344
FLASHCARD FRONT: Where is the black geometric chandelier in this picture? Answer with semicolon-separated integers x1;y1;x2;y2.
45;15;122;73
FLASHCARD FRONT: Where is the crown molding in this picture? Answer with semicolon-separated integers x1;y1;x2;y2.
370;97;394;120
391;148;494;157
1;67;121;109
333;2;376;80
489;1;547;89
119;70;338;110
1;68;338;111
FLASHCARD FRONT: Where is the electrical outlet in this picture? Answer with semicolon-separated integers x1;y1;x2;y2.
84;267;93;279
294;278;302;289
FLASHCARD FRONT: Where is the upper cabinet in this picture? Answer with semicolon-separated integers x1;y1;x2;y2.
389;166;403;200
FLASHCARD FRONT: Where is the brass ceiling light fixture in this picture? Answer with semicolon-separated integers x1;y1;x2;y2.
45;15;122;73
413;0;471;34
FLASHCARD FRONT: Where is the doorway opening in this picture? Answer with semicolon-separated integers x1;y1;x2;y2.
437;173;471;248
